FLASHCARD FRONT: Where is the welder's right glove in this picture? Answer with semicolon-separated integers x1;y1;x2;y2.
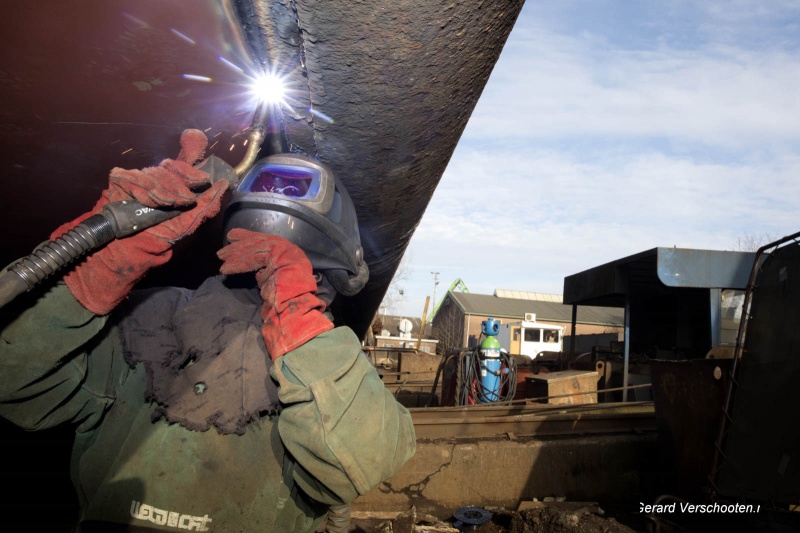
217;228;334;359
51;129;229;315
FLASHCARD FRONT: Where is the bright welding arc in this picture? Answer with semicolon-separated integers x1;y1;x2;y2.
249;73;287;106
235;71;289;175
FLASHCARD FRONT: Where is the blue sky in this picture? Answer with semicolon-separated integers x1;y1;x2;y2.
385;0;800;318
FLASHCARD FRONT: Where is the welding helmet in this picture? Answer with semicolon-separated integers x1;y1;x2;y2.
223;153;369;297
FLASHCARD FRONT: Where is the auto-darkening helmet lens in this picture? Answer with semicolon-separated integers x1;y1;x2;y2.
224;152;369;296
238;164;321;200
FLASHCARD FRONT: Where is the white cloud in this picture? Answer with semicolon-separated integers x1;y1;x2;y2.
465;9;800;146
389;1;800;317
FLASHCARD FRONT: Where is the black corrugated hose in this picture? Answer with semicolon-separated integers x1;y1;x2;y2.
456;339;517;405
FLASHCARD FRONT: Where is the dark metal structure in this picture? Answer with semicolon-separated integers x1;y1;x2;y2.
563;247;756;393
565;239;800;520
711;232;800;506
0;0;525;338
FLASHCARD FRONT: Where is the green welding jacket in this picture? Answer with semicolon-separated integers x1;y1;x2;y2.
0;277;416;532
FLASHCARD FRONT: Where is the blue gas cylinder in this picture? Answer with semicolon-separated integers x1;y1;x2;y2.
479;318;502;402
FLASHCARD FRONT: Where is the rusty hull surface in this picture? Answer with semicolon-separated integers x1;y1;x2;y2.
0;0;524;338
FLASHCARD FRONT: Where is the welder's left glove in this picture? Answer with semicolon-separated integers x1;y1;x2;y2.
217;228;333;359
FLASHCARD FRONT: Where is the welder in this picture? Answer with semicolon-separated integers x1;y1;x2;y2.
0;130;415;532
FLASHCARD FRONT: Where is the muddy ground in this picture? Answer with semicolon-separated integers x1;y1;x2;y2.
346;503;649;533
346;503;800;533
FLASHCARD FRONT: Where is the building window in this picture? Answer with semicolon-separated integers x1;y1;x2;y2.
524;329;541;342
544;329;559;343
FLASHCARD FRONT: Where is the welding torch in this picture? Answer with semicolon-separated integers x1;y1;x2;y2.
0;155;241;310
0;98;279;310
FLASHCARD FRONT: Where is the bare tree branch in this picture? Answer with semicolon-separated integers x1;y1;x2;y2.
379;250;413;315
734;232;777;252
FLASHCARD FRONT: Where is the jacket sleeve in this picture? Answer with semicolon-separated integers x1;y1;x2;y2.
270;327;416;506
0;278;123;433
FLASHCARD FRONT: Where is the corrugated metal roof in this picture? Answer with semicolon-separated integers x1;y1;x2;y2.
446;292;624;326
493;289;563;302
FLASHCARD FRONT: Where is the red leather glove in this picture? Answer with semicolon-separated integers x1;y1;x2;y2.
51;129;229;315
217;228;333;359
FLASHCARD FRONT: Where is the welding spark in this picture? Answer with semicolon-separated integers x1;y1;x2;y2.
170;28;196;45
218;56;245;74
122;13;149;28
182;74;212;83
309;107;334;124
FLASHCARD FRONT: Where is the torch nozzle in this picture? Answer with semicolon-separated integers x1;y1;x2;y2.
233;98;287;176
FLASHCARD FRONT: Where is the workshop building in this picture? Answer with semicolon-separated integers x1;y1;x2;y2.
431;289;624;354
